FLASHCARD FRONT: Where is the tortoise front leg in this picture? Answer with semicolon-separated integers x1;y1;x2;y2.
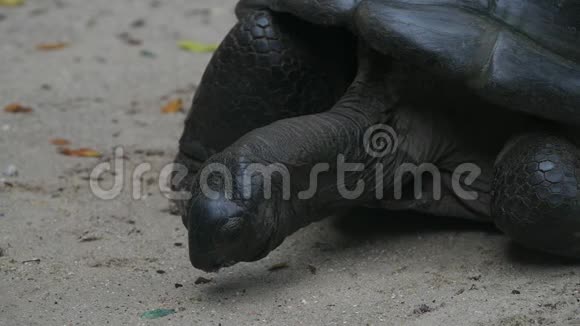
181;53;402;272
174;9;354;220
178;9;353;160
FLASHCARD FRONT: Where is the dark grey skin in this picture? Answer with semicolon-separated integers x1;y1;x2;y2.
174;0;580;272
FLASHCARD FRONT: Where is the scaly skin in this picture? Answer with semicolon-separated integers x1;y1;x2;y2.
178;47;523;272
174;9;354;228
174;5;580;272
240;0;580;126
178;9;354;161
493;134;580;258
182;60;400;271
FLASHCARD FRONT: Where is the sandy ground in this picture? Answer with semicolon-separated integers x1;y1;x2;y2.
1;0;580;325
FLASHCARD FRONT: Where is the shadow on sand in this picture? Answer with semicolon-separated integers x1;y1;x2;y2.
195;208;578;300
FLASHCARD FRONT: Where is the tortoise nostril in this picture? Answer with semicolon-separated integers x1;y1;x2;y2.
222;216;243;230
218;216;245;242
187;195;247;247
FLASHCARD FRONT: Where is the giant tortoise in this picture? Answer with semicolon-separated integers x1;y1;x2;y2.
172;0;580;271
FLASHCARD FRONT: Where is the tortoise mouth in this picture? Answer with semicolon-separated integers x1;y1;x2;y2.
189;239;274;272
188;212;279;272
189;253;237;272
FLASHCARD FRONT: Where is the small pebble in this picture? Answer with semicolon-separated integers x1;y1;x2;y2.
307;264;317;275
22;258;41;264
118;32;142;46
3;165;18;177
131;18;146;28
79;234;102;242
140;308;175;320
413;304;433;315
468;274;482;281
140;50;156;58
268;262;289;272
194;276;212;285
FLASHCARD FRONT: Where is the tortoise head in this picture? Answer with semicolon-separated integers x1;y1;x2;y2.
183;157;283;272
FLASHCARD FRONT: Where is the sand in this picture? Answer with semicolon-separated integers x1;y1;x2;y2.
1;0;579;325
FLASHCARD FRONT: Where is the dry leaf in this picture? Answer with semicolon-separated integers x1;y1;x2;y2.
4;103;33;113
50;138;71;146
161;99;183;114
58;147;74;156
59;147;101;158
178;40;218;53
73;148;102;158
0;0;24;6
36;42;69;51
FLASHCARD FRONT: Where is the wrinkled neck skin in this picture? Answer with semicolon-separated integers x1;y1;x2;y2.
228;77;416;246
179;47;467;270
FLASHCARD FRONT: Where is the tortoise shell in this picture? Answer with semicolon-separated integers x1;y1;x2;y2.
237;0;580;125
